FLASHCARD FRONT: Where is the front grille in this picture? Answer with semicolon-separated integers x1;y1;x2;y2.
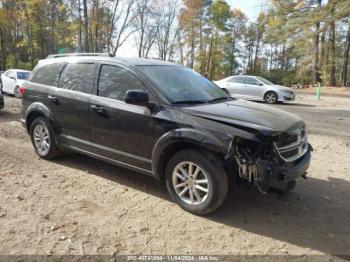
274;127;308;162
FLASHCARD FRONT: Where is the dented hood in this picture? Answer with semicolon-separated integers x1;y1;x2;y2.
182;99;304;135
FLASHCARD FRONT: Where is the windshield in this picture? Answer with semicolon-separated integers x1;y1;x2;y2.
17;72;30;80
256;76;273;85
137;65;228;104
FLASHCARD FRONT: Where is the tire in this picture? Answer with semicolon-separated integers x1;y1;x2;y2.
264;91;278;104
29;117;61;159
165;149;229;215
14;86;21;98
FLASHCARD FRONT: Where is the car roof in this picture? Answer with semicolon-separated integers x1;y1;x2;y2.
6;69;31;73
231;75;256;78
40;54;181;67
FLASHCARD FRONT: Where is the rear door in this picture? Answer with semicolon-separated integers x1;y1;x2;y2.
49;62;96;150
226;76;246;98
242;76;264;99
88;63;155;172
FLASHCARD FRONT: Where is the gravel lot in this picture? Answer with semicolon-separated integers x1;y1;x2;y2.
0;94;349;258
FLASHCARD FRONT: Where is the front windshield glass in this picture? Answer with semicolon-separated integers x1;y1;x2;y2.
137;65;228;104
17;72;30;80
256;76;273;85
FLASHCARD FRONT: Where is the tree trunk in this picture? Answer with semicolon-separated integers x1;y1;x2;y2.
0;29;5;70
314;0;322;84
78;0;82;51
83;0;89;52
281;44;286;71
189;31;195;69
341;22;350;87
206;35;214;78
253;34;260;72
330;20;336;86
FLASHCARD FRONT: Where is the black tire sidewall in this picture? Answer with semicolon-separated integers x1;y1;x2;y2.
165;149;228;215
265;91;277;104
14;86;20;98
29;117;57;159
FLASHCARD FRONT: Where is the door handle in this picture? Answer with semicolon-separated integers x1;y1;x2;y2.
91;104;106;114
47;95;59;103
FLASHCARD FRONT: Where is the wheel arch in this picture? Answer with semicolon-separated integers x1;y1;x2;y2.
25;102;60;134
264;90;278;100
151;128;229;180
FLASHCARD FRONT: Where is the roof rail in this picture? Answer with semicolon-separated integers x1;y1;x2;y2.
46;53;114;58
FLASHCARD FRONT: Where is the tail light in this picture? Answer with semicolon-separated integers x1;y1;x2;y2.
19;86;25;95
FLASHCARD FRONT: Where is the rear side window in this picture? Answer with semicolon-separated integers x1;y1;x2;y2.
17;72;30;80
98;65;145;100
229;77;245;83
30;63;65;86
59;63;95;94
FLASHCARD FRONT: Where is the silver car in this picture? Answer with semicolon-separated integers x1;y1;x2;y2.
214;75;295;104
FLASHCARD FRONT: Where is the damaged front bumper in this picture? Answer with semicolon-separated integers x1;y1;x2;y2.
232;135;312;193
260;149;311;191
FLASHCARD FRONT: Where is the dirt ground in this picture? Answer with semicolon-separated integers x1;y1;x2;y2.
0;94;349;258
295;86;350;97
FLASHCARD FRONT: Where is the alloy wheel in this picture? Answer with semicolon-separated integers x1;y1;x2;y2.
33;123;50;155
265;93;277;103
172;161;209;205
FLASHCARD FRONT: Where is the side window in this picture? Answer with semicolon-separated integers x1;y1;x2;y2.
59;63;95;94
31;63;65;86
229;77;244;83
244;77;260;85
9;71;16;79
98;65;145;101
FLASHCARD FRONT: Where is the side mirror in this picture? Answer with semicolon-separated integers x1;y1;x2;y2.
125;90;149;106
9;76;16;80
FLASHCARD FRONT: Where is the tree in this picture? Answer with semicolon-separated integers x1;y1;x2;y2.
83;0;89;52
154;0;179;60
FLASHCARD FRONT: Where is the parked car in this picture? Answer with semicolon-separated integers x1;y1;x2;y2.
0;71;4;92
214;75;295;104
1;69;31;98
0;91;3;111
21;54;311;215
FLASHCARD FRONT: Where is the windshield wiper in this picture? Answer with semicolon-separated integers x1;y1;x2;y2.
172;100;208;105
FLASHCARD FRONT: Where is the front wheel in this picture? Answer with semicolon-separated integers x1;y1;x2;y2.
165;149;228;215
264;91;278;104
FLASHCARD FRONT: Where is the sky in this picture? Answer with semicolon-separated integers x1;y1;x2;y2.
118;0;266;57
227;0;266;20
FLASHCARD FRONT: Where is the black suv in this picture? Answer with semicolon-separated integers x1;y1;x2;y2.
21;54;311;215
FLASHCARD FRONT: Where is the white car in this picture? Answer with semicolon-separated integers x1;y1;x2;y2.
1;69;31;98
214;75;295;104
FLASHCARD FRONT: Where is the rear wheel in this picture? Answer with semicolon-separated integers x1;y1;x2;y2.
165;149;228;215
30;117;61;159
14;86;21;98
264;91;278;104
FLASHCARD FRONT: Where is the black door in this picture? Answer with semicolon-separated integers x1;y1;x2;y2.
89;64;154;172
49;62;96;150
